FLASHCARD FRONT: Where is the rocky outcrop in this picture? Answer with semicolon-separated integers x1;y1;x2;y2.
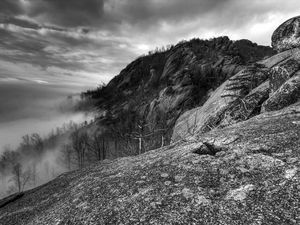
85;37;274;147
268;59;300;93
172;66;270;141
272;16;300;52
172;18;300;142
262;72;300;112
219;80;270;127
0;102;299;225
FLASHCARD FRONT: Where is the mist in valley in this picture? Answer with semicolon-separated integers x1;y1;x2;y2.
0;80;95;198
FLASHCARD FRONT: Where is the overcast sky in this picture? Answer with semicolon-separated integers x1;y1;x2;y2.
0;0;300;86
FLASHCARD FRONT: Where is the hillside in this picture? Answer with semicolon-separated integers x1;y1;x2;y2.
83;37;274;153
0;16;300;225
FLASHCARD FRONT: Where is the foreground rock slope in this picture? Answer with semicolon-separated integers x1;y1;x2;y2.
0;17;300;225
0;102;299;225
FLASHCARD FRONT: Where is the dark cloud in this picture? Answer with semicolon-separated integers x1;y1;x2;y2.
0;0;300;86
104;0;229;24
0;16;39;29
28;0;105;27
0;0;23;15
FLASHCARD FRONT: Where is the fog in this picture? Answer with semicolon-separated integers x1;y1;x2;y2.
0;147;68;199
0;79;96;198
0;80;95;152
0;112;91;150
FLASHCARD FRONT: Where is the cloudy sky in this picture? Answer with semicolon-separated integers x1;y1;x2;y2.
1;0;300;86
0;0;300;149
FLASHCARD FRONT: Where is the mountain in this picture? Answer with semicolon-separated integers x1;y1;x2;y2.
83;36;274;153
1;16;300;225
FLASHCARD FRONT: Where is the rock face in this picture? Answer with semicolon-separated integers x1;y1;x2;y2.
172;66;270;141
0;103;299;225
85;37;274;147
262;72;300;112
172;27;300;142
272;16;300;52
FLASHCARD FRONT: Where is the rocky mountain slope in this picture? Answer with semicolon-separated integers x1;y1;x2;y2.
172;16;300;142
0;16;300;225
84;36;274;148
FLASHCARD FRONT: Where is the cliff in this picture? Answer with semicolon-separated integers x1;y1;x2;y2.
83;36;274;150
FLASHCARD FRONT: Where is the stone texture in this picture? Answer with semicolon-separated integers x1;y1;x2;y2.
0;103;299;225
262;72;300;112
219;80;270;126
146;68;160;88
172;37;300;142
91;37;274;146
272;16;300;52
268;59;300;94
172;66;269;142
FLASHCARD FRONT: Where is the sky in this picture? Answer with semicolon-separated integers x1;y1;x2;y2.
1;0;300;86
0;0;300;149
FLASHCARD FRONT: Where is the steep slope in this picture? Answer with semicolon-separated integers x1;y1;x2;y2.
172;16;300;142
0;102;299;225
84;37;274;149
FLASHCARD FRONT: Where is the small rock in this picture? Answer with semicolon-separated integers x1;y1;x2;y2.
160;173;169;178
219;169;229;175
287;157;298;164
285;167;298;179
136;180;145;184
195;195;211;206
150;202;156;208
226;184;255;201
292;121;300;125
164;181;172;186
174;175;185;182
182;188;194;199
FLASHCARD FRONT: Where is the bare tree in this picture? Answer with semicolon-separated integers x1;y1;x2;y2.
70;129;90;169
89;134;106;161
30;133;43;186
11;163;31;193
61;144;73;171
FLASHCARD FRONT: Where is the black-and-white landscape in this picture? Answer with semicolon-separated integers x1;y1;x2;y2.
0;1;299;224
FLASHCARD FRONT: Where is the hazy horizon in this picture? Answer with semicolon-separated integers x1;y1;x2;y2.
0;80;94;152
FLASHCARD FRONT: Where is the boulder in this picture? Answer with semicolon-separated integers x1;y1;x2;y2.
262;72;300;112
272;16;300;52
